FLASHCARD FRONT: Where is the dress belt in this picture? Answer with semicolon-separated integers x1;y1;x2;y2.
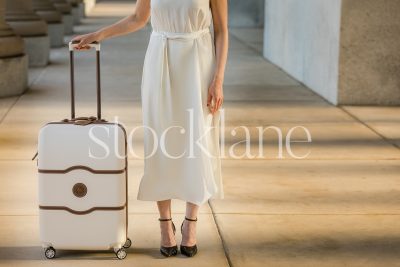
151;28;211;106
151;27;211;40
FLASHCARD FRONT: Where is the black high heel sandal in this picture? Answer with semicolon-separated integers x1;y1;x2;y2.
180;217;198;257
159;218;178;257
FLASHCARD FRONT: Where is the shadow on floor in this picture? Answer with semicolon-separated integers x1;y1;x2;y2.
0;246;173;260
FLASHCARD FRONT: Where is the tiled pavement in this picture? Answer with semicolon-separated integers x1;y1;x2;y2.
0;2;399;267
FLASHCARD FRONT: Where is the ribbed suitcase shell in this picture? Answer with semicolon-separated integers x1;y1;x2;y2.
37;121;128;251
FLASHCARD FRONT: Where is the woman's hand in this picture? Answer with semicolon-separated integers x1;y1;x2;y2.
207;76;224;115
71;31;102;50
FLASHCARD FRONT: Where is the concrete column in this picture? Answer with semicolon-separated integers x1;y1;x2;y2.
32;0;64;47
51;0;73;34
229;0;264;27
78;0;85;19
5;0;50;67
338;0;400;105
263;0;400;105
263;0;341;104
67;0;80;25
0;0;28;97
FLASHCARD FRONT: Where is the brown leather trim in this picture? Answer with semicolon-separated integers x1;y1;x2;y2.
38;166;126;174
39;203;127;215
118;124;129;237
72;183;87;198
44;121;126;131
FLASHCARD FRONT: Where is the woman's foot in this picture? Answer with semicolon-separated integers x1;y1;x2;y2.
159;218;178;257
180;217;198;257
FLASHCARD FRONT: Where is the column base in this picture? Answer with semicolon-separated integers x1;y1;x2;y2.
48;23;65;47
62;14;74;35
24;36;50;67
71;7;80;25
0;54;28;97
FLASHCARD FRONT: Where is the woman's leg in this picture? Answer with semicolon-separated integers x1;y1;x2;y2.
157;200;177;247
181;202;199;246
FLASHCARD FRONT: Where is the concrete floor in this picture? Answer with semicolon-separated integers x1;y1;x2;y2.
1;2;400;267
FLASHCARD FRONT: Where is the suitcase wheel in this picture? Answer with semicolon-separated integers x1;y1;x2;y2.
44;247;56;259
123;238;132;249
115;248;127;260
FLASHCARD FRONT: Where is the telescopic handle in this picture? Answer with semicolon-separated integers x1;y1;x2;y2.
68;41;101;120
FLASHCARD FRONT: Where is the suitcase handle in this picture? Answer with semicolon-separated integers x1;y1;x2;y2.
69;40;101;51
69;41;101;120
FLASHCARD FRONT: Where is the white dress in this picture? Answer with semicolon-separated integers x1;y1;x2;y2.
137;0;224;206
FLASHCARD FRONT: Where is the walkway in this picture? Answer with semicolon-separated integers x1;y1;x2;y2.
0;1;399;266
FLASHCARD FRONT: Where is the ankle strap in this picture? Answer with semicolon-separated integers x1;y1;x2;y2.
159;218;172;221
185;216;198;222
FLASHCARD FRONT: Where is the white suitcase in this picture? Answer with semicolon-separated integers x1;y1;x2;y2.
36;42;131;260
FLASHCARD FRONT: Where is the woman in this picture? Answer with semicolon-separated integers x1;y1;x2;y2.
72;0;228;258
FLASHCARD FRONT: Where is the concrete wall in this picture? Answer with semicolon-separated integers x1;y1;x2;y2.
263;0;400;105
229;0;264;28
338;0;400;105
263;0;342;104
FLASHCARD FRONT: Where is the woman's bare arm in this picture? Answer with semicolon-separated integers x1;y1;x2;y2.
208;0;229;114
72;0;151;49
